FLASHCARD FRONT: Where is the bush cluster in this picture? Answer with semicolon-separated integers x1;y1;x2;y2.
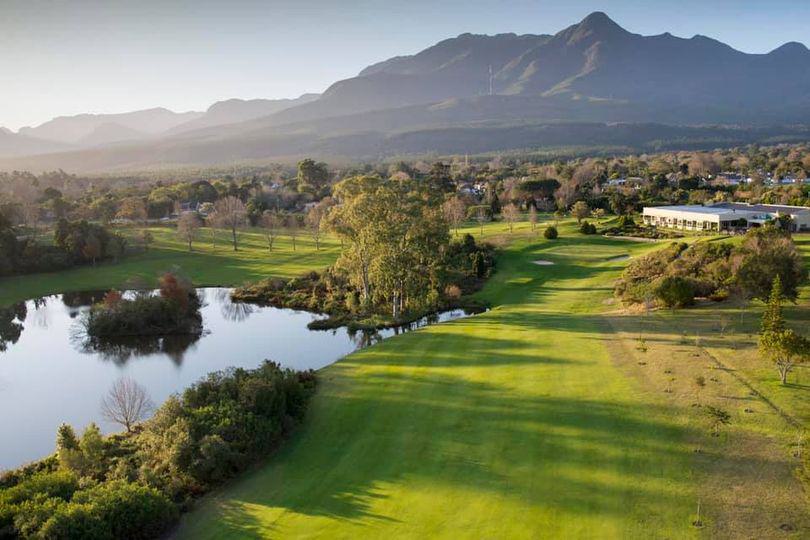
0;361;316;539
84;274;202;338
543;226;559;239
0;218;126;277
614;227;807;308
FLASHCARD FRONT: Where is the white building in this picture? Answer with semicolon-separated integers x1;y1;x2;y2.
642;203;810;232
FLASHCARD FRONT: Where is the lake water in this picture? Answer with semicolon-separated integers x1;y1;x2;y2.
0;288;470;470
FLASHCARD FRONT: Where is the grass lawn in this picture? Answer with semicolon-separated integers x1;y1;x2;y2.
173;223;752;539
0;227;342;306
5;220;807;537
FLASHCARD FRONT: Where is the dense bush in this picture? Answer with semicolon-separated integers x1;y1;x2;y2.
654;276;696;307
0;361;316;539
84;274;202;338
614;226;806;307
544;226;559;239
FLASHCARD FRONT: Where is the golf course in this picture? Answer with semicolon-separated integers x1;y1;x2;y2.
147;222;805;538
2;220;807;538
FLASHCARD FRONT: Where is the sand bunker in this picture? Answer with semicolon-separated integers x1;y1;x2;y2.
532;260;555;266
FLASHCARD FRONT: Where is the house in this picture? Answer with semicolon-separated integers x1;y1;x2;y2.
642;202;810;232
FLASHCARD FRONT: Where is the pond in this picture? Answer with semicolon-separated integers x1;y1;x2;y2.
0;288;472;470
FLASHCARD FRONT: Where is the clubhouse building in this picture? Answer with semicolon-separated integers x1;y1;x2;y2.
642;203;810;232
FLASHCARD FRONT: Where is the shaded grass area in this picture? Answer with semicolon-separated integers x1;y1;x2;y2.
174;227;715;538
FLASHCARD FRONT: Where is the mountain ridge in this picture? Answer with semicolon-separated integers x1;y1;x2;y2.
2;11;810;170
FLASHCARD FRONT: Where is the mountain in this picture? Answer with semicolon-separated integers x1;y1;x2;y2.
3;12;810;171
0;130;73;159
166;94;320;135
17;108;204;145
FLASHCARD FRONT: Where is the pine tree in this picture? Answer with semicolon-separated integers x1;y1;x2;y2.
761;276;785;334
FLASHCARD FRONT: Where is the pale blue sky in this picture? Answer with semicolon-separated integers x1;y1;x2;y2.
2;0;808;130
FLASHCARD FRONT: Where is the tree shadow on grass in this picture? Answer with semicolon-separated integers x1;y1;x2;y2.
203;369;798;538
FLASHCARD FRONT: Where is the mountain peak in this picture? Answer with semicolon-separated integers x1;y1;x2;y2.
559;11;630;45
578;11;625;34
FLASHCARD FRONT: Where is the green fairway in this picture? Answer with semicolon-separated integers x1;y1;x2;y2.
0;227;341;306
174;227;714;538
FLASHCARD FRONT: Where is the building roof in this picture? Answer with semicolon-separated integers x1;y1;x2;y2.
644;203;810;217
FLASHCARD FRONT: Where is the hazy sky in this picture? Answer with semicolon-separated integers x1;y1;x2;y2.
2;0;809;130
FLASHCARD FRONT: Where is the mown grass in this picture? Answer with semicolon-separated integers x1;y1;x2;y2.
0;227;342;306
173;224;718;538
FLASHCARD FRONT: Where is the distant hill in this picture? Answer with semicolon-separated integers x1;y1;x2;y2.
0;130;73;159
17;108;204;145
166;94;320;135
3;11;810;171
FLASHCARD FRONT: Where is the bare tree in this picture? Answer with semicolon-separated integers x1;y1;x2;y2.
528;205;538;232
475;205;488;238
287;213;299;251
306;199;332;250
442;196;467;236
261;210;280;250
214;196;247;251
100;377;154;432
502;203;519;233
177;212;201;251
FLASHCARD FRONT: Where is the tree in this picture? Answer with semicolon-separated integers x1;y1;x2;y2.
326;175;449;316
443;196;466;236
571;200;590;224
529;206;538;232
735;228;807;301
427;162;455;194
100;377;154;432
296;159;330;195
260;210;280;250
306;198;332;250
213;196;247;251
138;230;154;252
502;203;519;233
592;208;606;224
474;205;489;238
544;226;558;240
177;212;201;251
759;276;810;384
117;197;148;225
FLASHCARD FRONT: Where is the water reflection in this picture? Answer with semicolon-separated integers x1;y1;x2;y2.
0;303;26;352
0;288;476;470
81;333;202;366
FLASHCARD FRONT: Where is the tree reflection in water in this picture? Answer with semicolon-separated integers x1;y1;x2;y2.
214;288;254;322
82;333;201;366
0;303;26;352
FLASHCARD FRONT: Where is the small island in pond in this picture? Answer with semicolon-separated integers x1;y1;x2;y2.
84;273;203;338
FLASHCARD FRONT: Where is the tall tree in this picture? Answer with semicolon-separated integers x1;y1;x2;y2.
442;196;467;236
213;196;247;251
296;159;330;196
571;201;590;224
177;212;201;251
502;203;519;233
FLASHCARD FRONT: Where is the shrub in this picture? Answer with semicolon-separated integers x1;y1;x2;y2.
579;221;597;235
654;276;696;307
544;226;559;239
